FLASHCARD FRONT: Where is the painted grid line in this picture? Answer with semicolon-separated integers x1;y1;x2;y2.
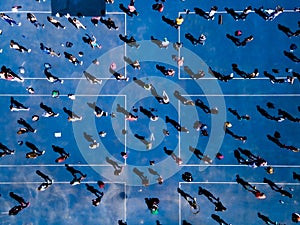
0;94;299;97
0;181;126;185
179;9;299;15
0;164;299;168
179;181;300;185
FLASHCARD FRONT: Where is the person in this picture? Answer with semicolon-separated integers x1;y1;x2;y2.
198;34;206;45
10;40;31;53
182;172;193;182
47;16;65;29
109;63;129;81
0;142;15;157
172;55;184;66
40;43;61;57
65;164;87;185
44;66;64;83
118;220;127;225
91;16;101;26
100;17;119;30
40;102;59;117
267;5;284;21
145;198;160;214
86;34;102;49
66;14;86;29
9;192;30;215
160;37;169;48
239;6;252;20
292;213;300;223
152;2;164;12
10;97;29;111
0;13;21;26
52;145;70;163
27;13;44;28
128;0;139;16
64;52;83;66
17;118;36;133
0;66;24;82
63;107;82;122
85;184;104;206
207;6;218;20
87;102;109;117
25;141;45;159
36;170;53;191
241;35;254;46
174;15;184;29
173;42;183;51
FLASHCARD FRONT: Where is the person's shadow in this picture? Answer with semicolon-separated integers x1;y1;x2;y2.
185;33;198;45
133;168;149;186
226;34;241;46
161;15;176;27
194;7;209;19
284;50;300;62
150;36;162;48
278;24;294;37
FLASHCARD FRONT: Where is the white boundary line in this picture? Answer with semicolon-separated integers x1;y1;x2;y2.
178;99;181;160
19;77;297;80
181;94;300;97
0;181;126;185
0;164;299;168
178;182;182;225
0;11;126;15
178;9;299;15
179;181;300;185
0;94;127;97
179;164;300;167
124;181;127;222
177;77;298;80
124;94;127;166
0;94;300;97
0;9;297;15
0;164;125;167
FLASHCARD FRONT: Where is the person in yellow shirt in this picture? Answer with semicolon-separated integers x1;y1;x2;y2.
175;15;184;28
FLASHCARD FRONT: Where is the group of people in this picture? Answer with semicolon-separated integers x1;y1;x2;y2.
0;0;299;224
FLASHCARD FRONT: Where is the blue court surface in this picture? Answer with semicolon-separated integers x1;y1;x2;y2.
0;0;299;224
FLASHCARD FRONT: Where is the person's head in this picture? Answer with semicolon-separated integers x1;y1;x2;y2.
92;198;101;206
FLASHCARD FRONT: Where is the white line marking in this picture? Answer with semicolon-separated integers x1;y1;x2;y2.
179;164;300;167
0;11;126;15
0;94;127;97
124;94;127;166
179;181;300;185
124;182;127;222
178;183;182;225
178;77;296;80
178;9;298;15
181;94;300;97
0;181;126;185
178;99;181;160
0;93;299;97
0;164;125;167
